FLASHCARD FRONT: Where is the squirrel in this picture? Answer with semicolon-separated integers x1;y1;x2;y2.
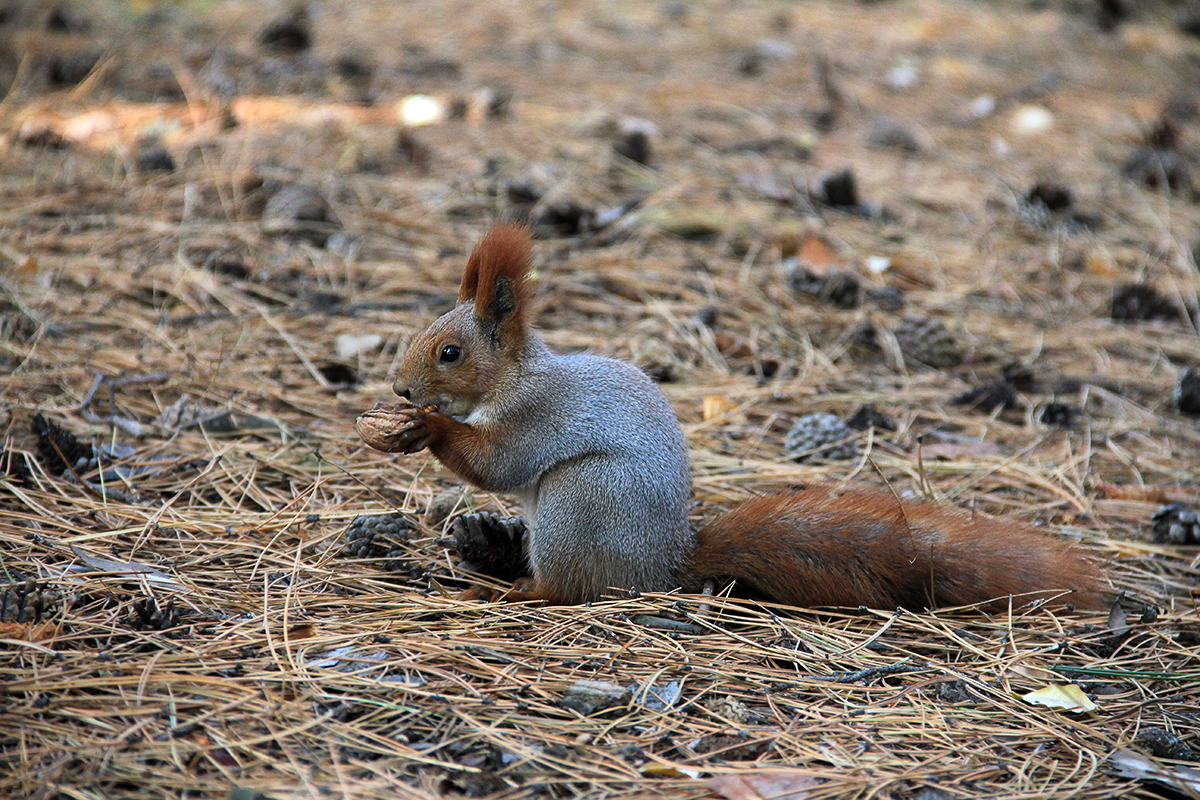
356;223;1106;610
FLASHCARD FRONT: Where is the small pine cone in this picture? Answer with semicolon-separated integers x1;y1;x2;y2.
893;315;964;369
344;513;415;570
784;413;860;462
449;513;529;582
1135;727;1198;761
127;596;181;633
0;578;64;624
32;413;93;475
1152;504;1200;545
788;267;862;309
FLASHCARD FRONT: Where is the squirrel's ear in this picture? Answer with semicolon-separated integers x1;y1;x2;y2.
460;224;533;345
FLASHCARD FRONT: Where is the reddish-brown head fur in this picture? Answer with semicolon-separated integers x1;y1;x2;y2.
458;223;533;342
392;224;535;418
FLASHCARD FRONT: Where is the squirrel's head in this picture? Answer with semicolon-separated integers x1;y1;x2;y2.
393;224;533;418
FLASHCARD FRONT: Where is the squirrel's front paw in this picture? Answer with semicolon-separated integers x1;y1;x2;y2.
356;403;436;454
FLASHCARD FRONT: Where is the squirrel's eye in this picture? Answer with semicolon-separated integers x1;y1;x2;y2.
439;345;462;363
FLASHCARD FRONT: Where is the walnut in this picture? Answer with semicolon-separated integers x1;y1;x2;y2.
355;404;422;453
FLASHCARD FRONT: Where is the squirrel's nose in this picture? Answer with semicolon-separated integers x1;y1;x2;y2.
392;382;411;401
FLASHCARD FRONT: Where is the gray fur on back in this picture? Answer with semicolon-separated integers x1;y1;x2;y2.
471;335;693;601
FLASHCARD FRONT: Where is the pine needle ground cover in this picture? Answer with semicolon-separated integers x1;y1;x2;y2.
1;1;1198;798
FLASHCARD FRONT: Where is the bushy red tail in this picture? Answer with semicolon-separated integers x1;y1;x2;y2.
691;486;1107;610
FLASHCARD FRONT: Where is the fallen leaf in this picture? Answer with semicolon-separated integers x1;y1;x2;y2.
642;762;701;779
70;546;183;590
707;770;819;800
398;94;447;127
286;623;314;639
1111;749;1200;794
865;255;891;274
1107;599;1129;636
335;333;383;359
921;439;1001;460
798;233;838;270
1092;481;1168;504
1022;684;1097;714
0;622;57;642
703;395;738;421
1086;253;1120;277
1008;663;1055;681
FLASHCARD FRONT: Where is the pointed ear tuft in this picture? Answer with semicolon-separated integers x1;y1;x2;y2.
459;224;533;343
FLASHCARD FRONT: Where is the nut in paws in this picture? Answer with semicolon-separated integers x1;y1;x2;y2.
356;403;435;454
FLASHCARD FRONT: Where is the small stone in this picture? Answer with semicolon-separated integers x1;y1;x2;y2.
846;404;896;432
885;59;920;90
560;680;631;716
261;184;337;246
818;169;859;208
426;488;467;524
135;144;175;173
259;5;311;53
1151;504;1200;545
784;413;860;462
46;52;100;87
1040;402;1079;429
970;95;997;119
1011;105;1054;135
865;256;891;274
398;94;447;128
1177;367;1200;415
1110;283;1184;323
866;116;921;153
1123;148;1192;194
263;184;328;223
950;380;1022;412
614;129;651;165
1027;181;1072;212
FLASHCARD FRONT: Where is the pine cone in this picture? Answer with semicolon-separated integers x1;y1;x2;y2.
893;315;964;369
344;513;416;570
449;513;529;582
0;578;64;624
784;413;860;462
32;413;94;475
1152;504;1200;545
127;596;181;633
